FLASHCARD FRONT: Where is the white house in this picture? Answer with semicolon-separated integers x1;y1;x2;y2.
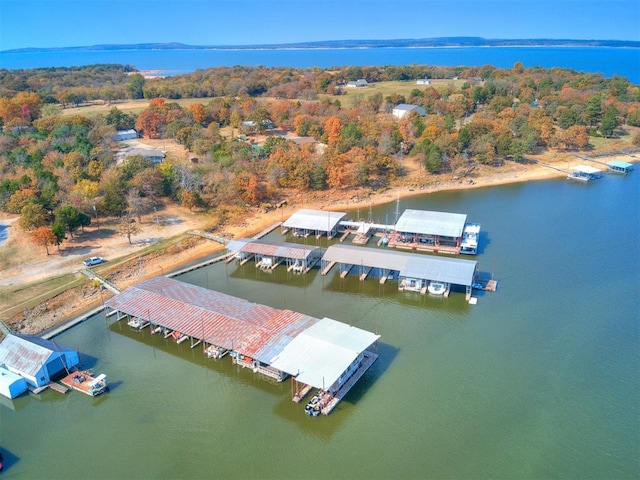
0;334;80;388
392;104;427;119
416;78;431;85
346;79;368;88
116;129;138;141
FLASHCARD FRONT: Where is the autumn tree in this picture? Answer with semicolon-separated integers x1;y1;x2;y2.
20;203;48;231
30;226;58;255
6;188;38;214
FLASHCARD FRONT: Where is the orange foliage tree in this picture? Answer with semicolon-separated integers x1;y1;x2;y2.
30;226;58;255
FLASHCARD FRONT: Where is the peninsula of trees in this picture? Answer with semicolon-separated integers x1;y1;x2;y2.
0;62;638;251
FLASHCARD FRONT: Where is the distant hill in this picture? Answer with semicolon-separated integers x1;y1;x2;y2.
2;37;638;54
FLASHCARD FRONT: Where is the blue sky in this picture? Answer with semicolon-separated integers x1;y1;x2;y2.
1;0;638;51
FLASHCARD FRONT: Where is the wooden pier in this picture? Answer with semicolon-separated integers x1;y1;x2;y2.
359;266;372;281
340;265;353;278
49;382;69;394
321;261;336;276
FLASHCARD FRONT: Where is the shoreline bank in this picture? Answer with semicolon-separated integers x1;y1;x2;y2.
2;152;636;337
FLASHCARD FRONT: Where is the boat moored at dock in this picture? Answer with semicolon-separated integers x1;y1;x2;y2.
460;223;481;255
60;371;108;396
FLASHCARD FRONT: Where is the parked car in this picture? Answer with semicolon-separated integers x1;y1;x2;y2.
83;256;106;267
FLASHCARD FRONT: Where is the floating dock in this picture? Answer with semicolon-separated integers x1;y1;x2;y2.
105;277;380;416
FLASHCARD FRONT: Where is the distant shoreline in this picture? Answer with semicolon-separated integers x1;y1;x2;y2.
3;38;638;54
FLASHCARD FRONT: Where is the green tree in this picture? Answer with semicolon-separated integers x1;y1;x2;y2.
425;145;443;173
600;106;619;138
106;107;136;130
584;94;602;126
54;205;90;237
627;109;640;127
127;74;145;99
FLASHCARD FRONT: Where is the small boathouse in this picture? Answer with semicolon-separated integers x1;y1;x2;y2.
607;160;634;174
567;165;602;182
389;209;468;254
226;238;323;273
105;277;379;415
321;244;478;299
0;334;80;391
282;209;347;239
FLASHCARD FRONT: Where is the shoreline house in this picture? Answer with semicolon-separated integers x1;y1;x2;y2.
0;334;80;392
392;104;426;119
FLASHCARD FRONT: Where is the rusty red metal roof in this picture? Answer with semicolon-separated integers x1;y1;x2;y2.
105;277;319;363
226;238;322;260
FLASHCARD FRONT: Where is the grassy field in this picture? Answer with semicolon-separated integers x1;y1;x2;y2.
62;97;207;117
63;79;470;117
0;273;84;319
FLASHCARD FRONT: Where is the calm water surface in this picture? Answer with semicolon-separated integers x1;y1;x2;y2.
1;47;638;83
1;172;638;479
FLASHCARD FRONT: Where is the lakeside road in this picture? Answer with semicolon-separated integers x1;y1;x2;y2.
2;152;636;336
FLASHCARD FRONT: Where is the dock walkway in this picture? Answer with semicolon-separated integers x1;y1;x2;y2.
321;350;378;415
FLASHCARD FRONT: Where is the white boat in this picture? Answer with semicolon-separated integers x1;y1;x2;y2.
427;281;448;295
460;223;480;255
127;317;149;329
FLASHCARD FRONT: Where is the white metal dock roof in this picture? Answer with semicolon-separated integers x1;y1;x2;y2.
323;244;477;286
571;165;602;174
226;238;322;260
282;209;346;232
394;209;467;238
269;317;380;389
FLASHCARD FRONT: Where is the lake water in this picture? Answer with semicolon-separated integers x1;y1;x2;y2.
0;224;7;247
1;170;638;479
1;46;638;83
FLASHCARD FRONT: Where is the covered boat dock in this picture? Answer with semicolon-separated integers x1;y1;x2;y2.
226;238;323;273
321;244;478;299
282;209;347;239
389;209;468;254
104;277;380;414
568;165;602;181
607;160;634;174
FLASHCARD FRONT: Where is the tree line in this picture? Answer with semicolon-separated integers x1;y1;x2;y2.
1;63;638;253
